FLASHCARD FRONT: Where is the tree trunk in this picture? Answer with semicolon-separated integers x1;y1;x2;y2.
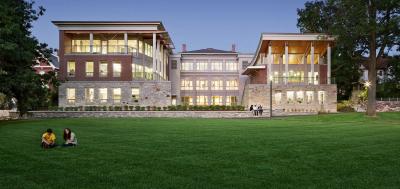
366;0;377;117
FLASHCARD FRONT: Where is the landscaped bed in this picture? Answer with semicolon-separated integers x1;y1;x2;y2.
1;113;399;188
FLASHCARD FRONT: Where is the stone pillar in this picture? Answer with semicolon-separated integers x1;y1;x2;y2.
268;43;272;84
152;33;157;80
311;42;315;85
327;43;331;84
284;42;289;84
89;33;93;53
157;39;161;79
124;33;128;54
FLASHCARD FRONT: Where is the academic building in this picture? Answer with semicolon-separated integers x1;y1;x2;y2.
54;21;337;112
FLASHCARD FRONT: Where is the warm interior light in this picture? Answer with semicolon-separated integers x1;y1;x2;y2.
364;81;371;88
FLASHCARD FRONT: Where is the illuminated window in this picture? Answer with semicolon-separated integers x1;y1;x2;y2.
181;62;193;71
144;67;153;80
226;61;237;71
181;80;193;90
108;39;125;53
85;61;94;77
196;80;208;90
226;80;238;90
113;62;121;77
66;88;75;104
210;61;222;71
318;91;326;105
99;88;108;103
308;72;319;84
306;91;314;104
67;61;75;77
196;96;208;105
181;96;193;105
196;61;208;71
99;62;108;77
85;88;94;103
211;96;223;105
92;40;101;53
296;91;304;103
138;40;143;54
274;91;282;105
211;80;223;90
71;39;90;53
113;88;121;104
132;64;144;79
226;96;237;106
128;39;137;54
287;91;294;104
131;88;140;102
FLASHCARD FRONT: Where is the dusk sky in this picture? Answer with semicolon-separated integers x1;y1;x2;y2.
32;0;309;53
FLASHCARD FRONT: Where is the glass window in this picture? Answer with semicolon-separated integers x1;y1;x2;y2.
274;91;282;105
181;62;193;71
197;61;208;71
71;39;90;53
181;80;193;90
138;40;143;54
131;88;140;102
108;39;125;53
226;61;237;71
92;40;101;53
181;96;193;105
226;80;238;90
288;71;304;83
287;91;294;104
99;88;108;103
66;88;75;104
132;64;144;79
113;88;121;104
128;39;137;54
196;96;208;105
196;80;208;90
171;60;178;69
211;80;223;90
306;91;314;104
226;96;237;106
211;96;223;105
113;62;121;77
210;61;222;71
67;61;75;77
99;62;108;77
318;91;326;105
85;88;94;103
85;61;94;77
296;91;304;103
144;67;153;80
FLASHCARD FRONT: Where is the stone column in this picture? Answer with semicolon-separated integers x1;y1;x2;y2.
311;42;315;85
152;33;157;80
284;42;289;84
268;43;272;84
327;43;331;84
89;33;93;53
124;33;128;54
157;39;161;79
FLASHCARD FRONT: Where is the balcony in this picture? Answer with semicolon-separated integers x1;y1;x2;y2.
65;45;138;56
250;77;336;85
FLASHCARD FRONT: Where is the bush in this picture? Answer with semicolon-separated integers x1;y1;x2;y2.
135;106;141;111
156;107;161;111
123;105;129;111
102;106;107;111
108;106;113;111
162;107;168;111
140;107;146;111
58;107;64;111
114;106;122;111
168;105;176;111
128;106;134;111
337;100;355;112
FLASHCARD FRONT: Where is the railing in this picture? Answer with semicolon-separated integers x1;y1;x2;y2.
378;97;400;102
132;72;153;80
65;45;138;56
250;77;335;85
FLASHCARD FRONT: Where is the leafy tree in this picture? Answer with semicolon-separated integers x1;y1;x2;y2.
297;0;400;116
0;0;56;114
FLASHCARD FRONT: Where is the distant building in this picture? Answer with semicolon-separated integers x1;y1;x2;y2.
360;58;392;84
33;54;59;75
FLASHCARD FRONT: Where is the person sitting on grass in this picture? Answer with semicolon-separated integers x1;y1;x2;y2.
41;129;56;149
63;128;77;147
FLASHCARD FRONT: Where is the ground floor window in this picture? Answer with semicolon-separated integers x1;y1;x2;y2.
296;91;304;103
274;91;282;105
211;96;223;105
226;96;237;106
66;88;76;104
85;88;94;103
287;91;294;104
99;88;108;103
113;88;121;104
131;88;140;102
181;96;193;105
318;91;326;105
306;91;314;104
226;80;238;90
196;96;208;105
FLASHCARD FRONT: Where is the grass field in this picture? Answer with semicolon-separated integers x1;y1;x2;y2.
1;113;400;189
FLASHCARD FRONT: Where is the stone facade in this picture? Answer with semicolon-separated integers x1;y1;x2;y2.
59;81;171;107
243;84;337;113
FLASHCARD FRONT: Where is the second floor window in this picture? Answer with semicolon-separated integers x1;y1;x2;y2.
196;61;208;71
196;80;208;90
211;80;223;90
85;61;94;77
226;80;238;90
99;62;108;77
226;61;238;71
71;39;90;53
181;80;193;90
113;62;121;77
181;62;193;71
67;61;75;77
211;61;223;71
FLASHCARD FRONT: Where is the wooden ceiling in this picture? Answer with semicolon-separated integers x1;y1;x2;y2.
260;40;332;55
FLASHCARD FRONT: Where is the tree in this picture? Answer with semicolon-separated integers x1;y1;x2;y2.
297;0;400;116
0;0;55;114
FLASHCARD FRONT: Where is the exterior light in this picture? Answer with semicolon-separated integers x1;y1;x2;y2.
364;81;371;88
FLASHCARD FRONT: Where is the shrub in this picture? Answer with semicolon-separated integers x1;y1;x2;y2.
163;107;168;111
146;106;151;111
108;106;113;111
140;107;146;111
128;106;134;111
337;100;355;112
58;107;64;111
135;106;141;111
102;106;107;111
156;107;161;111
123;105;129;111
168;105;176;111
114;106;122;111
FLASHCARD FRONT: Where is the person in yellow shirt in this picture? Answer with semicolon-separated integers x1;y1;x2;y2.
41;129;56;148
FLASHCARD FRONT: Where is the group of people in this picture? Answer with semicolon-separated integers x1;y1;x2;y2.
249;105;263;116
41;128;77;148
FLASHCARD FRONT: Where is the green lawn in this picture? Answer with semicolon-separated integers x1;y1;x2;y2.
1;113;400;189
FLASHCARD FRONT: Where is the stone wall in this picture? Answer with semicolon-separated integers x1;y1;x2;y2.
59;81;171;107
377;101;400;112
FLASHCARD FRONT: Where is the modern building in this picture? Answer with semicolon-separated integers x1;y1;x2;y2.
169;45;253;106
242;33;337;113
53;21;174;107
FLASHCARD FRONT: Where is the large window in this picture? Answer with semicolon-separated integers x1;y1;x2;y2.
66;88;76;104
318;91;326;105
113;62;121;77
287;91;294;104
181;80;193;90
210;61;223;71
127;39;137;54
181;62;193;71
132;64;144;79
67;61;75;77
306;91;314;104
196;80;208;90
85;88;94;103
226;61;237;71
196;61;208;71
211;96;223;105
99;88;108;103
211;80;223;90
181;96;193;105
196;96;208;105
131;88;140;102
113;88;121;104
108;39;125;53
226;96;237;106
296;91;304;104
144;42;153;57
288;71;304;83
274;91;282;105
99;62;108;77
71;39;90;53
144;67;153;80
85;61;94;77
226;80;238;90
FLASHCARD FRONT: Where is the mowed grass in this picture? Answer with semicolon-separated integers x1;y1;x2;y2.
1;113;400;189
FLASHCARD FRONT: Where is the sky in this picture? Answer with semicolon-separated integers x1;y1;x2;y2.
32;0;309;53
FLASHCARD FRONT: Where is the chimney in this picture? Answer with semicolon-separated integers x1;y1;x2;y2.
182;44;187;52
231;44;236;52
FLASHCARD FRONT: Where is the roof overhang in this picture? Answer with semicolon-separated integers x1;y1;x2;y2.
242;65;266;75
